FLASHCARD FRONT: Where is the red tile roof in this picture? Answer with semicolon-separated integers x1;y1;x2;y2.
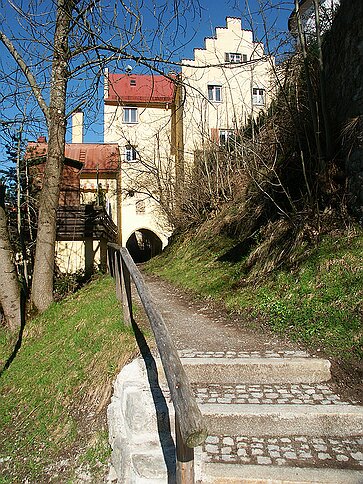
106;74;175;104
65;144;120;173
26;142;120;173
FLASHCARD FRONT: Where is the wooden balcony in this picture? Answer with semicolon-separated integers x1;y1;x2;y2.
56;204;118;242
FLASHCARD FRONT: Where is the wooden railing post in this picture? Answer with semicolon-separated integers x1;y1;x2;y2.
120;254;132;326
114;250;122;302
107;246;115;277
107;246;112;275
176;415;195;484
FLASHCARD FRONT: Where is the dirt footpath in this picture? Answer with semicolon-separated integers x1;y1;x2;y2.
141;273;303;354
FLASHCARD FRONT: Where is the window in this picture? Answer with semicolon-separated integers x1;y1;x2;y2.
225;52;247;63
219;129;234;145
125;145;138;161
208;85;222;102
252;88;265;106
123;107;138;124
130;79;136;86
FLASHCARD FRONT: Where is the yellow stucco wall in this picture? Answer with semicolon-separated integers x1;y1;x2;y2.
182;17;274;163
56;240;104;274
104;103;173;247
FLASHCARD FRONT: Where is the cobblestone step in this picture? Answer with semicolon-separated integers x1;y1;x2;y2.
176;357;331;384
201;435;363;469
192;382;355;405
186;355;363;482
179;350;311;359
201;403;363;437
197;462;363;484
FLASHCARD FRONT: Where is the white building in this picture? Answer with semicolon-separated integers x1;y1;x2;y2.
31;16;274;270
181;17;274;162
103;73;176;258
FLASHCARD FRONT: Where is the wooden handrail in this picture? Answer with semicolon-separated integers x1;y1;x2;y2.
107;243;207;483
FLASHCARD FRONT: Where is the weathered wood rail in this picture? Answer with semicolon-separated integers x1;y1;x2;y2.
107;243;207;484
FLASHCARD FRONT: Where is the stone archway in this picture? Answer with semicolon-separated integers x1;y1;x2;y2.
126;229;163;262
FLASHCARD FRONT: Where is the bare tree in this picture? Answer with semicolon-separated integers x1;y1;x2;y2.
0;183;21;331
30;0;74;312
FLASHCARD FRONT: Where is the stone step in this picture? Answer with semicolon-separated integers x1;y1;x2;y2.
196;434;363;483
108;357;363;483
178;350;311;359
197;462;363;484
201;404;363;437
176;357;331;384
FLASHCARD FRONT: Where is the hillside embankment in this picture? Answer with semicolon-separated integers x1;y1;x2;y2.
146;222;363;402
0;276;140;483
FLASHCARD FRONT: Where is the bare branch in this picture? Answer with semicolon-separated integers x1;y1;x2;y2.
0;30;50;121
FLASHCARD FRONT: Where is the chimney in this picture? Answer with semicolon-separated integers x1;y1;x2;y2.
37;136;47;143
72;110;84;143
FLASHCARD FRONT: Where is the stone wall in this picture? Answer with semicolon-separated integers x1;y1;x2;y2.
107;358;177;483
323;0;363;220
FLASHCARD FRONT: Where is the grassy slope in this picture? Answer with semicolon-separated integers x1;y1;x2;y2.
0;275;138;483
146;228;363;362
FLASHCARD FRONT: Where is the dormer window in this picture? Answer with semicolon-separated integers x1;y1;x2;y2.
225;52;247;63
130;79;136;86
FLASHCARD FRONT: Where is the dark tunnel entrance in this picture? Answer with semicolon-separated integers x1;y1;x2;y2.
126;229;163;263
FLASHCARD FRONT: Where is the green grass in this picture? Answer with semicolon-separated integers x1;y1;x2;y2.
0;275;139;483
146;229;363;361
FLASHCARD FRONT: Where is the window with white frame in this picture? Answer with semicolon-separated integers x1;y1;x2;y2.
219;129;234;145
125;145;138;161
225;52;247;63
208;85;222;102
123;107;138;124
252;88;265;106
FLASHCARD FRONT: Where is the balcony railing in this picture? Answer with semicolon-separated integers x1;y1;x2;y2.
56;204;117;242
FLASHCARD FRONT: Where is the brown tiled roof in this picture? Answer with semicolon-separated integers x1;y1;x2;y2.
26;142;120;173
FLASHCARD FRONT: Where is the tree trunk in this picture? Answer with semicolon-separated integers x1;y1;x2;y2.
0;185;21;332
30;0;74;312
